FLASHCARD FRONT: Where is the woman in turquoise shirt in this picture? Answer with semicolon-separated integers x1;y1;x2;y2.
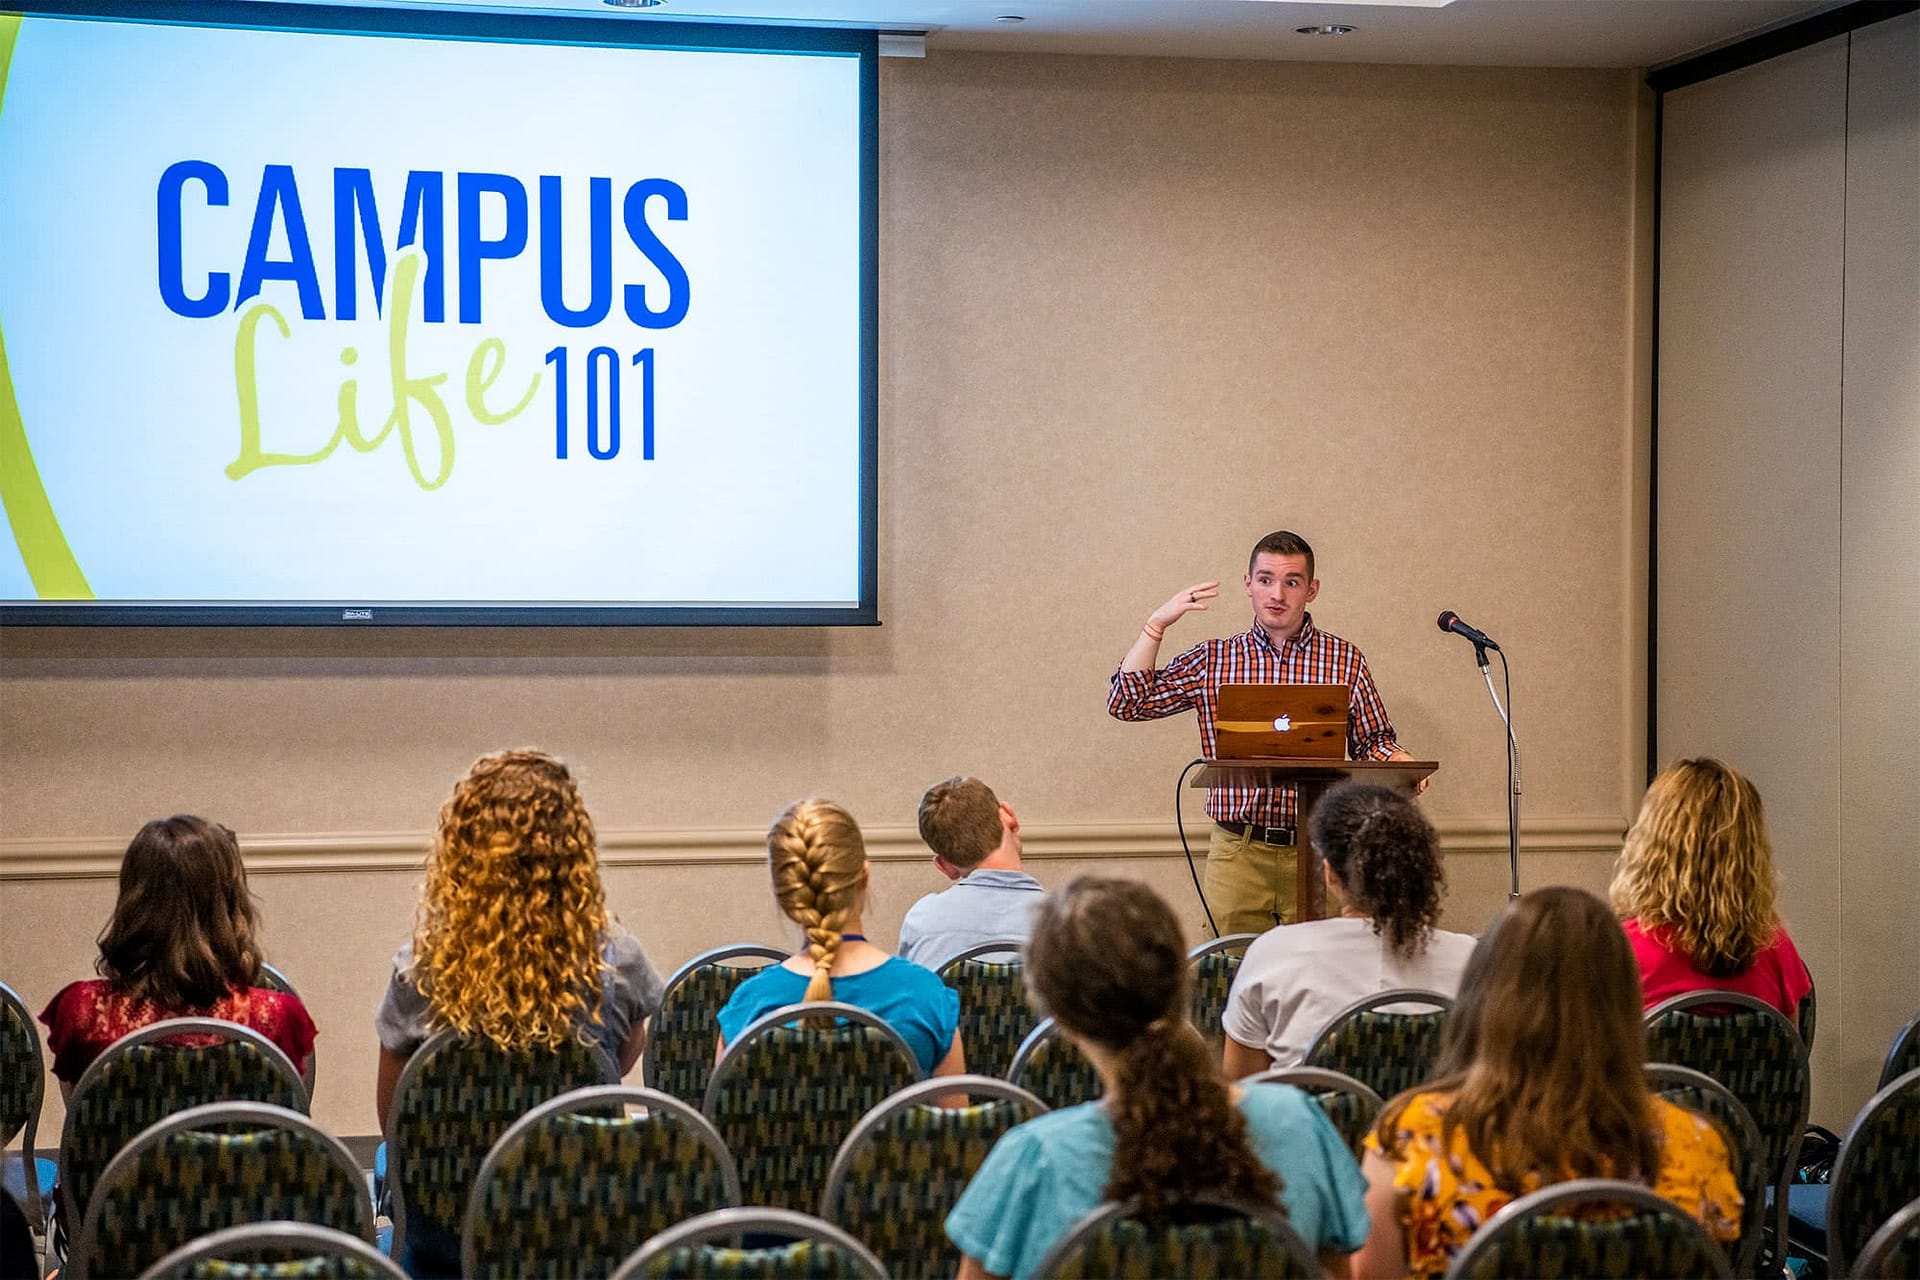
947;876;1368;1280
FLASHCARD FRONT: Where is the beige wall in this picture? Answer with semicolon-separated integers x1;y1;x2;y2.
2;54;1646;1141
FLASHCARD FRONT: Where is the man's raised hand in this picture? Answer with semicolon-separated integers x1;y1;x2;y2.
1148;581;1221;633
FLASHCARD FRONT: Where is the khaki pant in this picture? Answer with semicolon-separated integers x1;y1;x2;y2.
1204;824;1301;935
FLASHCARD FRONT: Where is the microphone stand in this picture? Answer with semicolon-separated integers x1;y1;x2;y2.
1472;643;1523;900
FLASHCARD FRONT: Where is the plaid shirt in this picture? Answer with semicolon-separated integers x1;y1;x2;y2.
1108;613;1401;828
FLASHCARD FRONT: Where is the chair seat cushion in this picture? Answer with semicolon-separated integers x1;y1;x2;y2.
1784;1183;1829;1244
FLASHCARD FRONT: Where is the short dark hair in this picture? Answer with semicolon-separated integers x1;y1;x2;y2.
1248;530;1314;581
917;776;1003;871
97;815;263;1008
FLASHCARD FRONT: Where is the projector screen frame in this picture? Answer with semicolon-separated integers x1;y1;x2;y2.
0;0;881;628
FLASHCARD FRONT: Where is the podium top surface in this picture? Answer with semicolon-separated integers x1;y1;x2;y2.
1190;759;1439;790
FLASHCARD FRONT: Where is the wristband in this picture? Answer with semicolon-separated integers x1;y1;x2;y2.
1142;622;1165;642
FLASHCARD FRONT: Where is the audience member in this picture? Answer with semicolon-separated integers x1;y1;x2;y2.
1353;886;1741;1279
716;799;965;1081
1610;757;1813;1017
1223;781;1475;1076
40;815;317;1094
898;776;1046;968
947;876;1368;1280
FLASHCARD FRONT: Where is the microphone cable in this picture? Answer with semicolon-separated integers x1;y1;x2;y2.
1175;757;1220;938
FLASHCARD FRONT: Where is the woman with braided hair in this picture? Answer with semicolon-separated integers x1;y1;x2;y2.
715;798;964;1079
946;875;1368;1280
1222;780;1476;1076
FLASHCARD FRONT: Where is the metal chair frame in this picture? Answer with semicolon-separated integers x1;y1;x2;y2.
136;1221;410;1280
1302;988;1453;1097
252;962;317;1096
611;1206;887;1280
1187;933;1263;964
1852;1198;1920;1280
643;943;789;1096
0;980;47;1228
461;1083;742;1279
704;1000;924;1114
936;939;1035;1077
820;1073;1047;1221
1880;1011;1920;1090
74;1101;368;1280
1643;1063;1766;1276
1443;1177;1733;1280
1031;1191;1319;1280
1827;1067;1920;1278
1007;1017;1104;1109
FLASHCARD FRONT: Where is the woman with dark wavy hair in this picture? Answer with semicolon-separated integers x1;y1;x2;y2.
1223;780;1475;1077
946;876;1367;1280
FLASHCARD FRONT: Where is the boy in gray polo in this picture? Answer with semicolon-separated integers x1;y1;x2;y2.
898;776;1047;969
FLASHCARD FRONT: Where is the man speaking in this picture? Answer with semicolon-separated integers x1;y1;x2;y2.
1108;530;1418;933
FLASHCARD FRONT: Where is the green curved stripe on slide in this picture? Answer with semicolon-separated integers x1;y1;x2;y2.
0;14;94;598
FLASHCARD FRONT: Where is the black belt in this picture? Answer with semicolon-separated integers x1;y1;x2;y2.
1216;820;1295;846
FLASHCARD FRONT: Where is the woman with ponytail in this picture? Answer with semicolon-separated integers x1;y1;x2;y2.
715;799;964;1079
947;876;1368;1280
1222;780;1476;1077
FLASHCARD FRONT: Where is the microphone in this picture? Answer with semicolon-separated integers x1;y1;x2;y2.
1437;610;1501;652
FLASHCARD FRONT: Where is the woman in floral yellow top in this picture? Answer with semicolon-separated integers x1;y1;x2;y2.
1353;887;1742;1279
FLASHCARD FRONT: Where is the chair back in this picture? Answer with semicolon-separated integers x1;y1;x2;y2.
1443;1177;1732;1279
57;1017;308;1230
1031;1194;1319;1280
703;1001;922;1212
1302;988;1453;1101
1826;1067;1920;1277
646;944;788;1106
72;1101;370;1280
1853;1199;1920;1280
612;1207;887;1280
1881;1011;1920;1089
1644;1063;1766;1275
1243;1066;1382;1161
0;980;47;1226
138;1222;409;1280
936;940;1034;1078
1187;933;1261;1058
462;1085;741;1280
1643;990;1809;1254
1007;1018;1103;1112
821;1075;1047;1279
387;1028;617;1270
253;963;317;1095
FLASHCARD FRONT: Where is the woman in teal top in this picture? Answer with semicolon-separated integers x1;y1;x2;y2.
715;798;965;1081
946;877;1368;1280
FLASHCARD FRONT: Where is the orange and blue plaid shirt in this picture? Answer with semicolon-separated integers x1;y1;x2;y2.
1108;612;1400;828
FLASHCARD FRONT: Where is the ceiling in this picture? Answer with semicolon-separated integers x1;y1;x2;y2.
257;0;1836;68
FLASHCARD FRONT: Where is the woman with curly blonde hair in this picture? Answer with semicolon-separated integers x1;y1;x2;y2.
374;750;663;1123
1609;757;1811;1016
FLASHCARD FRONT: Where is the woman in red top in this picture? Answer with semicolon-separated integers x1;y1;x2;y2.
39;815;317;1093
1610;758;1812;1018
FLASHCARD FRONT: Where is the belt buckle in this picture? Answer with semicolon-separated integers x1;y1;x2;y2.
1259;825;1292;845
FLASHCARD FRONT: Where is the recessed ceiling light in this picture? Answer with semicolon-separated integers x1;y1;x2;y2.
604;0;664;8
1294;24;1356;35
995;15;1026;23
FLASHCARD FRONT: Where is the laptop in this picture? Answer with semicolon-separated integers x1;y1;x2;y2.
1214;683;1350;759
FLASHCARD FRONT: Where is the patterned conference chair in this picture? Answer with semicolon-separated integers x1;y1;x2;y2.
57;1018;308;1237
0;980;49;1229
1852;1199;1920;1280
1880;1011;1920;1089
462;1085;741;1280
613;1207;888;1280
646;944;789;1107
1244;1065;1383;1162
1006;1018;1103;1113
703;1002;922;1213
1643;991;1808;1260
1444;1178;1732;1280
386;1029;617;1277
1824;1067;1920;1278
1030;1194;1318;1280
936;941;1034;1079
1187;933;1261;1060
1303;989;1453;1102
138;1222;409;1280
70;1101;371;1280
253;963;317;1095
820;1075;1047;1280
1644;1063;1767;1275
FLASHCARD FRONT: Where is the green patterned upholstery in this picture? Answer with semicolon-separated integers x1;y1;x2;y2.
1826;1068;1920;1277
137;1221;408;1280
1031;1197;1316;1280
1645;1064;1766;1275
1244;1067;1382;1162
388;1029;617;1268
821;1076;1047;1280
0;981;46;1226
1302;989;1452;1102
937;944;1034;1079
703;1002;922;1213
1007;1019;1103;1113
1853;1200;1920;1280
1446;1178;1732;1279
1186;935;1258;1061
647;946;787;1107
72;1102;371;1280
613;1208;887;1280
58;1018;308;1230
1881;1012;1920;1089
462;1085;741;1279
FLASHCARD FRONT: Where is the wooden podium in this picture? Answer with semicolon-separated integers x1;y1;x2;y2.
1190;759;1439;922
